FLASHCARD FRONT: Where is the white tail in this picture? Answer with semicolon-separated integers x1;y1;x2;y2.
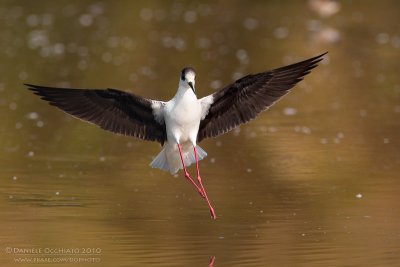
150;144;207;174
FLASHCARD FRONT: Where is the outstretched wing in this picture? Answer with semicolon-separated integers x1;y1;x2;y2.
197;52;326;142
25;84;167;144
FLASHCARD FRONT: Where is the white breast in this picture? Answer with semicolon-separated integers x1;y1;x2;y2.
164;89;202;144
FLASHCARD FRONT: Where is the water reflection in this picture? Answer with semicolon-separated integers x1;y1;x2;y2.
1;1;400;266
208;256;215;267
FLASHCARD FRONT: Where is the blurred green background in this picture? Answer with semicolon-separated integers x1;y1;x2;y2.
1;0;400;266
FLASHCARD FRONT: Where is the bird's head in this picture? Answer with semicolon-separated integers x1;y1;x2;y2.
180;67;196;93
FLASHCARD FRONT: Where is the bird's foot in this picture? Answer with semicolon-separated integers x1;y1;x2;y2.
209;206;216;219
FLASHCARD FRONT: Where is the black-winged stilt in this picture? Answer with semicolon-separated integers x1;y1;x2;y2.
25;52;326;219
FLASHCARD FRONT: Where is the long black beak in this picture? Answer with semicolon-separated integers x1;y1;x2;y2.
188;82;195;93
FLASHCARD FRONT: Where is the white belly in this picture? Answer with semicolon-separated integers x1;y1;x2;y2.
150;88;207;174
164;91;202;145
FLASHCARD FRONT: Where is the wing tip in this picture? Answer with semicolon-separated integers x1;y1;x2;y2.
24;83;45;94
316;51;328;57
24;83;36;89
310;51;328;64
299;51;328;73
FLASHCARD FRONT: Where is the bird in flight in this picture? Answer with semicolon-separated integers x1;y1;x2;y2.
26;52;326;219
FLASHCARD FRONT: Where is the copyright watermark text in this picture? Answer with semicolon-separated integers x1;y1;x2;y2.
4;246;102;264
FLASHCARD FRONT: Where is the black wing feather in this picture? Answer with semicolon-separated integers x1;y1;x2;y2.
25;84;167;145
198;52;326;142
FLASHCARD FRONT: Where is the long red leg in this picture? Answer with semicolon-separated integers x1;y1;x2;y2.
177;144;205;198
194;146;216;219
